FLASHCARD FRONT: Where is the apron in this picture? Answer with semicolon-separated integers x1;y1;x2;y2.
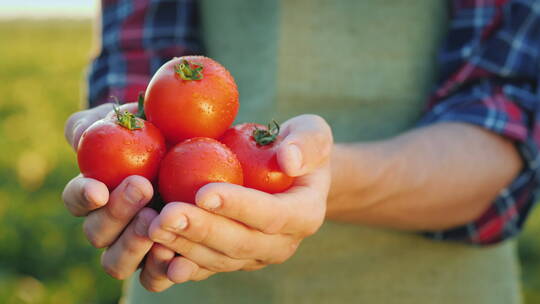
124;1;522;303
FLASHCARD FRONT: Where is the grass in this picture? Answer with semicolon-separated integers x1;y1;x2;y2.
0;19;539;303
0;19;120;304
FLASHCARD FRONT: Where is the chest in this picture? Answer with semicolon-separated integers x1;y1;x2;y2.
201;0;448;141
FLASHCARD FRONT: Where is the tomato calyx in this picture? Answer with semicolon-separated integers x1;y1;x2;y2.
108;94;146;130
112;104;142;130
253;120;280;146
174;59;204;81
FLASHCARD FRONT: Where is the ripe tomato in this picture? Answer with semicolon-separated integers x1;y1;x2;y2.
220;122;294;194
159;137;243;204
77;108;166;190
144;56;239;145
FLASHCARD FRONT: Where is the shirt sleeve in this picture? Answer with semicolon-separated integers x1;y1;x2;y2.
86;0;204;107
418;0;540;245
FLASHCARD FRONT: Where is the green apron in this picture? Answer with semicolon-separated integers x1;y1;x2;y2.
124;1;522;303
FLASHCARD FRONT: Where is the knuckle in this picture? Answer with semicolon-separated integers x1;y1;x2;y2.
172;237;195;256
190;219;212;244
102;259;126;280
304;223;321;237
208;257;239;273
299;200;325;238
142;283;163;293
123;239;144;258
261;206;288;235
124;175;151;191
140;274;166;292
191;271;214;281
284;241;300;261
190;276;206;282
243;263;265;272
81;197;101;213
105;205;129;224
63;200;84;217
302;216;324;237
261;219;285;235
267;241;299;265
62;181;84;217
83;221;108;248
229;240;255;260
146;285;166;293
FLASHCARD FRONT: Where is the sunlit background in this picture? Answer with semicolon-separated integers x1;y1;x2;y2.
0;0;93;18
1;1;540;303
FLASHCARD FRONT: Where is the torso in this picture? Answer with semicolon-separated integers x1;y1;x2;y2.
124;1;522;303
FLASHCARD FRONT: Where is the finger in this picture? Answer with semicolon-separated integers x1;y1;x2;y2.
196;177;327;236
83;175;153;248
65;103;114;150
62;175;109;216
150;233;248;272
190;267;215;281
242;260;267;272
101;208;157;280
167;257;215;283
149;203;294;264
139;244;175;292
277;114;333;176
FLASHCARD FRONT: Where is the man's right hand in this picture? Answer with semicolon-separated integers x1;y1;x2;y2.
62;104;170;282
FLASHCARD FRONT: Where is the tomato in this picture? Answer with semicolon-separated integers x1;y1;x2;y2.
159;137;244;204
144;56;239;145
220;122;294;194
77;108;166;190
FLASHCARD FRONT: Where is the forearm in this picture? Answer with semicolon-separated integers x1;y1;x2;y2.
327;122;522;231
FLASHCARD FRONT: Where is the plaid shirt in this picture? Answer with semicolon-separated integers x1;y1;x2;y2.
88;0;540;245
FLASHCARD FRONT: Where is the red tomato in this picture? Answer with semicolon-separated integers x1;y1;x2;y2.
220;122;294;193
159;137;244;204
77;109;166;190
144;56;239;145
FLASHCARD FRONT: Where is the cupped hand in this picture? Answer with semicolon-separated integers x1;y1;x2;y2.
63;103;163;281
144;114;333;286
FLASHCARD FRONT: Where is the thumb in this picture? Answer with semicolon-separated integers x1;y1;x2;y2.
277;114;333;177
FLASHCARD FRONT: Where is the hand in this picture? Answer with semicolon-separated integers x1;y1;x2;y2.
145;114;333;285
63;103;161;281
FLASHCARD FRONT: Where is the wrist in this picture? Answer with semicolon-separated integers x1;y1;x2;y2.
327;141;399;218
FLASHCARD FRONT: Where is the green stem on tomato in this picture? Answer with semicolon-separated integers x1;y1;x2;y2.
175;59;204;81
110;96;141;130
253;120;280;146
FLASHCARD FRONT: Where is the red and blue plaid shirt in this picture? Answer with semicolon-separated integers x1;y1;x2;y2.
88;0;540;245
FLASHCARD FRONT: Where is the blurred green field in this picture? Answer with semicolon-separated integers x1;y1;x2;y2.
1;19;540;304
0;20;121;304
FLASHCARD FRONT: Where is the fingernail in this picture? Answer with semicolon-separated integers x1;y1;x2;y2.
125;184;143;205
164;215;188;232
134;214;150;237
288;144;303;173
153;230;176;243
173;215;187;230
201;195;221;210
